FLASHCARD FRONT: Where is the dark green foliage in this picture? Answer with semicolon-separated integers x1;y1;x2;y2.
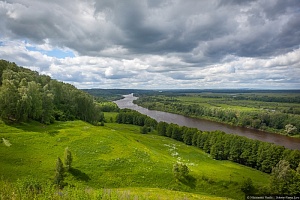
283;149;300;170
166;123;174;137
173;162;189;180
64;147;72;171
0;60;104;124
140;125;149;134
171;124;182;141
97;102;120;112
157;121;168;136
116;109;157;130
54;157;64;187
182;127;197;145
241;178;254;194
270;160;300;195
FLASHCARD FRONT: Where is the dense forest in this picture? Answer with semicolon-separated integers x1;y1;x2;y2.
116;109;300;194
134;95;300;136
0;60;104;124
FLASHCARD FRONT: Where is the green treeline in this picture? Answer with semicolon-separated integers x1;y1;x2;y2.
97;102;120;112
116;110;300;194
0;60;104;124
229;94;300;104
116;109;300;173
116;109;157;131
135;96;300;135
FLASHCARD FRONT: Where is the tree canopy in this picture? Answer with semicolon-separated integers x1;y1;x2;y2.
0;60;104;124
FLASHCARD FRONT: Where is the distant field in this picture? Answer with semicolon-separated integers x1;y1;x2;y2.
0;116;270;199
177;93;300;113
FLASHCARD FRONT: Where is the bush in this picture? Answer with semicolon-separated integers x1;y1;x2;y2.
140;125;148;134
241;178;254;194
173;162;189;180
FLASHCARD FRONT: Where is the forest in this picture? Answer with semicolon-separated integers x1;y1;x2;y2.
134;93;300;136
0;60;104;125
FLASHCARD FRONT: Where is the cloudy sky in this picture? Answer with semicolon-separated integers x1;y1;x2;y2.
0;0;300;89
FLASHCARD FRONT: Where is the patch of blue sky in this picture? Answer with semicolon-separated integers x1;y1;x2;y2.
26;46;75;58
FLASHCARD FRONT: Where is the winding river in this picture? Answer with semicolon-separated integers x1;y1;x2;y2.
114;94;300;150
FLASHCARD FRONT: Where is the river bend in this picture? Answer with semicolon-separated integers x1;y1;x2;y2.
114;94;300;150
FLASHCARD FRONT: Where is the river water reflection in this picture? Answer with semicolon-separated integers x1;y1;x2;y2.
114;94;300;150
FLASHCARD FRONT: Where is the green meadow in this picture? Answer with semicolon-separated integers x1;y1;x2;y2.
0;114;270;199
176;93;300;112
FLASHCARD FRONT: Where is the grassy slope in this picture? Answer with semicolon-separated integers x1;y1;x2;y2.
0;116;270;199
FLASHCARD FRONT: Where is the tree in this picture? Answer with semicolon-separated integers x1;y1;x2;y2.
173;162;189;180
27;81;42;120
166;124;174;138
241;178;254;194
171;124;182;141
40;84;54;124
157;121;168;136
0;78;20;120
140;125;148;134
54;157;64;187
64;147;72;171
182;128;195;145
270;160;295;194
285;124;297;135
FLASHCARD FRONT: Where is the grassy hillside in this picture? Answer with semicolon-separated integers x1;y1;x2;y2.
0;115;270;199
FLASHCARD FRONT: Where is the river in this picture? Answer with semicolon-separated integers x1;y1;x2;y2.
114;94;300;150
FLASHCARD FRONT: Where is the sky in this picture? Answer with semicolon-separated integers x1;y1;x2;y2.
0;0;300;89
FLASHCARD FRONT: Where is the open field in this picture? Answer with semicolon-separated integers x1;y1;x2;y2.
0;116;270;199
177;93;300;113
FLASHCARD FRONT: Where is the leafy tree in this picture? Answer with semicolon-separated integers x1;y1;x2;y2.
16;85;31;121
140;125;148;134
210;137;225;160
285;124;297;135
284;150;300;170
157;121;168;136
64;147;72;171
27;81;43;120
173;162;189;180
270;160;295;194
241;178;254;194
0;79;19;120
54;157;64;187
166;124;174;138
182;128;196;145
0;60;105;125
40;84;54;124
171;124;182;141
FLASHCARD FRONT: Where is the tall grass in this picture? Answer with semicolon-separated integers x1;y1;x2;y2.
0;178;231;200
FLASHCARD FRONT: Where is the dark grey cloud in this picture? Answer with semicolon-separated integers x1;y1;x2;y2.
0;0;299;89
1;0;299;60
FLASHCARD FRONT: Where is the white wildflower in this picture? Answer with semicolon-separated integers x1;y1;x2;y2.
2;138;11;147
